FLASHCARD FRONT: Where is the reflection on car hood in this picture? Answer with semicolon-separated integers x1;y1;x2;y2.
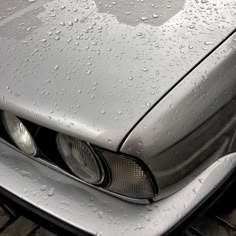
0;0;235;151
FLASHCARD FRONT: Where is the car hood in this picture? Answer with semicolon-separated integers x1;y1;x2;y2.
0;0;235;151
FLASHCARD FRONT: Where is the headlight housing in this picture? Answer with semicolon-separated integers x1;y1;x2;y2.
0;111;157;201
57;133;156;199
1;112;37;156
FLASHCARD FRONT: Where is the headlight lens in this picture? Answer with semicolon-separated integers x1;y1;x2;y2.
1;112;37;156
56;133;105;184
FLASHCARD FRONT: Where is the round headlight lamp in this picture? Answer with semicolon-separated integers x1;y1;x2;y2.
56;133;105;185
1;112;37;156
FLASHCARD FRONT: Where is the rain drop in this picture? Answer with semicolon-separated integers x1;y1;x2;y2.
47;187;55;197
54;65;59;70
100;109;106;114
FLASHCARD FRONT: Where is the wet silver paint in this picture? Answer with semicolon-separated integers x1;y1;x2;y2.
95;0;185;27
122;32;236;157
0;139;235;236
0;0;236;152
121;32;236;197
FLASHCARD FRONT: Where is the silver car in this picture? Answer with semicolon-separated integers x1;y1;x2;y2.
0;0;236;235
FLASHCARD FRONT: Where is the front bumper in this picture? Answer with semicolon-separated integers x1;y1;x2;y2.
0;139;235;236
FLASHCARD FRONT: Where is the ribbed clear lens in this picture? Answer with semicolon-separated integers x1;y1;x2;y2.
2;112;37;156
56;134;104;184
97;150;155;199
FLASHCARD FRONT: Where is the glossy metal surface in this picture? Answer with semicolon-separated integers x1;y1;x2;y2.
0;0;235;151
0;140;235;236
121;32;236;197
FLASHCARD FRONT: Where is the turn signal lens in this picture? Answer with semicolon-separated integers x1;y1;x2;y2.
96;149;156;199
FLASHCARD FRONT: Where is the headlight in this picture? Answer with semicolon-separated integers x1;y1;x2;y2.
57;133;156;199
1;112;37;156
56;133;105;185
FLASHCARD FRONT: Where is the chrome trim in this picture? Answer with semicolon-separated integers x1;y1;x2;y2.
0;139;235;236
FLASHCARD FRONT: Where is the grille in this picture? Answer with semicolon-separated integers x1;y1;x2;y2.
184;214;236;236
0;204;57;236
182;180;236;236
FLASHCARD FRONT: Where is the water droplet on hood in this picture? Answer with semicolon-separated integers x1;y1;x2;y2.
40;185;47;191
136;32;143;36
100;109;106;114
152;14;159;18
47;187;55;197
40;39;47;43
141;16;148;21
